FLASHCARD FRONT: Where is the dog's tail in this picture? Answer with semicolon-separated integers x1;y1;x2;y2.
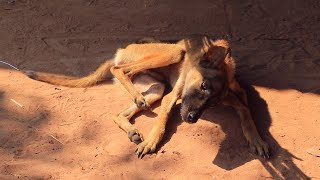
23;59;115;87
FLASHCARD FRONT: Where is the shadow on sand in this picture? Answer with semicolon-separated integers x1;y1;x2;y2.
200;81;310;179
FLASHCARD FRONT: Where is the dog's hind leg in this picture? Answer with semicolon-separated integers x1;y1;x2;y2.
110;45;184;108
113;74;165;144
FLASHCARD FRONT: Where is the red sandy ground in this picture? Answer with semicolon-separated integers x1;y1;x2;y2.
0;0;320;179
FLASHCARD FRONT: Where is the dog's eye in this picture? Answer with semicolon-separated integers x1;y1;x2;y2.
201;81;209;90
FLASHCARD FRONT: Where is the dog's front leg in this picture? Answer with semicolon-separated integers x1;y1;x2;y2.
135;74;185;158
222;91;270;158
135;91;179;158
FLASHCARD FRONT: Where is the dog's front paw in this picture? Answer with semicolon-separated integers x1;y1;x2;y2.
135;129;163;158
248;137;270;159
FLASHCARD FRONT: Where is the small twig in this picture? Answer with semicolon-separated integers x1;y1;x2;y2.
10;98;24;108
87;0;96;6
40;37;49;47
307;147;320;157
59;121;76;126
49;135;64;145
50;90;64;95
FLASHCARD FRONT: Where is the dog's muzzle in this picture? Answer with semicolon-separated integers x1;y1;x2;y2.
186;111;200;123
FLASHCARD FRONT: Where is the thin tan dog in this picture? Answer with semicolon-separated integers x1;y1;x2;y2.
24;36;269;158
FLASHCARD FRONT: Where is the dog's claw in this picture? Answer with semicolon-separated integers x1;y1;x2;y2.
135;148;142;157
138;151;144;159
266;152;270;159
248;137;270;159
264;151;270;159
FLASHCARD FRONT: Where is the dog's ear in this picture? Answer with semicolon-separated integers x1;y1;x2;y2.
199;45;229;68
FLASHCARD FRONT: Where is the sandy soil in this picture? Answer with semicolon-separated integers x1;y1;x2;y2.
1;0;320;179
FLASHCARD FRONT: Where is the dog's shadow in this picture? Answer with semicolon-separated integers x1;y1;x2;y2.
131;80;310;179
199;82;310;179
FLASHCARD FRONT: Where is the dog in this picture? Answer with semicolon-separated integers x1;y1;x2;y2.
23;36;269;159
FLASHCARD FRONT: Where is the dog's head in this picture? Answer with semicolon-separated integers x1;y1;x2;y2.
180;38;231;123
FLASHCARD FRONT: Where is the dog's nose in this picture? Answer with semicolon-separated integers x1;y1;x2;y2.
187;112;199;123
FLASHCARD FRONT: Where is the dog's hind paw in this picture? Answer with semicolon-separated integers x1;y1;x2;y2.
128;129;143;144
134;96;150;109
